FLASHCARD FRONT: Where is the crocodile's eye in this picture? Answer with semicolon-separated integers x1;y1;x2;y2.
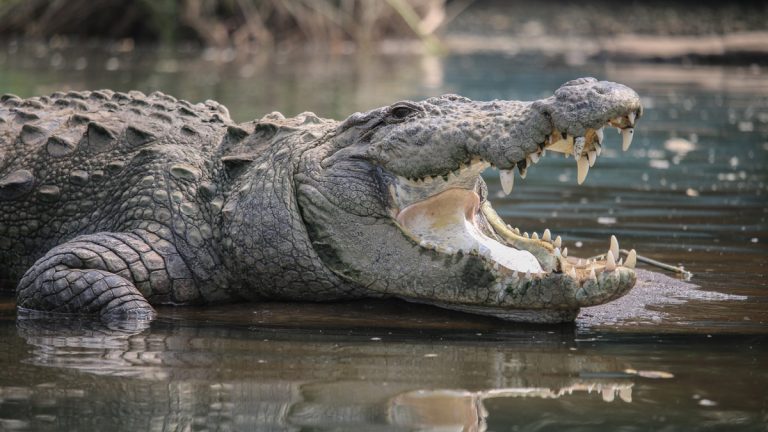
389;103;419;120
392;106;414;119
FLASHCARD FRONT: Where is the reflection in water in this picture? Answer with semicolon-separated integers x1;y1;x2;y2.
9;318;637;431
388;384;634;432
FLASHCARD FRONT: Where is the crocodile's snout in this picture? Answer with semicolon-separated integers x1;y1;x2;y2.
549;77;642;133
530;78;642;185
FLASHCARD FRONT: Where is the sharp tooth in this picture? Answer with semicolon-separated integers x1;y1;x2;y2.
578;259;583;266
500;169;515;195
518;166;527;179
605;250;616;271
542;149;547;157
602;388;615;403
554;236;562;248
589;268;597;281
618;257;624;266
596;127;604;144
595;142;603;156
513;227;520;235
542;229;551;242
554;247;561;257
568;267;577;278
576;157;590;185
531;232;539;240
610;235;619;258
524;232;530;238
616;127;622;134
530;152;540;164
587;150;597;167
621;128;634;151
625;249;637;269
628;111;636;126
562;247;568;257
566;134;574;147
526;155;533;167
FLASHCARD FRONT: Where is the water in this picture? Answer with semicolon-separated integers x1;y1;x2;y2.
0;42;767;430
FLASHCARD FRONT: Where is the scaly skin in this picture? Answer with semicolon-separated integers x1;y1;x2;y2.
0;78;642;323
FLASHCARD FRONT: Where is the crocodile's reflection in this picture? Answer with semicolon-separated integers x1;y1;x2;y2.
15;318;635;431
387;385;633;432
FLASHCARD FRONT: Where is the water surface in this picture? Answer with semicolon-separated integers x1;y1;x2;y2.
0;43;766;430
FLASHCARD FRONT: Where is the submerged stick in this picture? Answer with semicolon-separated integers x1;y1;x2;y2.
588;249;693;280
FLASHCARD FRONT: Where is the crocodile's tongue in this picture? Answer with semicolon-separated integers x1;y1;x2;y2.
396;188;543;273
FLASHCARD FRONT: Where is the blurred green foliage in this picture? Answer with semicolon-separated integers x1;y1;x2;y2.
0;0;449;51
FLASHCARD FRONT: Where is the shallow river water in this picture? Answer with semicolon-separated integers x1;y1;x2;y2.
0;43;766;430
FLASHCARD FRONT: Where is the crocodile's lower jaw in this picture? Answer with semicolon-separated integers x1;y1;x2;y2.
390;175;637;314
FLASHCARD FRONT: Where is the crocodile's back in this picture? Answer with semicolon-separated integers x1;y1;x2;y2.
0;90;232;286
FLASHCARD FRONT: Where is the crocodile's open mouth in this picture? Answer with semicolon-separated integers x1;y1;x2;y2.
390;111;640;289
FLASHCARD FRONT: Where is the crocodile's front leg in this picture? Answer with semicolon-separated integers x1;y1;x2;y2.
16;230;197;320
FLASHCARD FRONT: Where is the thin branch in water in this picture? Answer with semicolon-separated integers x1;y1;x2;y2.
587;249;693;280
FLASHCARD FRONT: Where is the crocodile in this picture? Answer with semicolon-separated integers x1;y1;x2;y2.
0;77;642;323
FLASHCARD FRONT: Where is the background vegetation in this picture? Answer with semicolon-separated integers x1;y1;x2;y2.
0;0;465;52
